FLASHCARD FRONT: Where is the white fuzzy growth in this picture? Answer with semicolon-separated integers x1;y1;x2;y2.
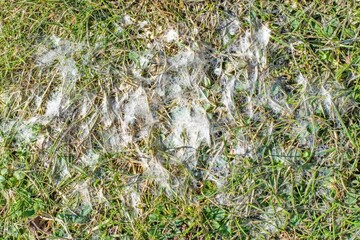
164;29;179;43
162;48;201;103
168;83;183;100
79;113;97;143
79;93;93;118
221;18;240;45
37;36;81;122
59;58;79;86
122;186;142;217
114;23;124;34
228;20;240;36
321;87;332;110
131;68;144;81
207;155;229;188
45;91;62;118
0;120;15;134
51;35;61;45
222;76;236;118
240;30;252;56
214;66;222;76
38;50;58;65
242;30;252;47
101;93;114;128
139;21;148;29
0;120;35;144
170;104;210;149
258;207;287;235
38;36;79;66
246;96;254;119
292;121;311;146
58;158;70;180
123;87;154;127
137;52;153;69
34;94;44;109
139;56;150;69
122;15;133;26
169;48;195;68
233;142;247;155
141;157;171;192
101;127;124;151
255;25;271;48
37;36;80;88
17;123;35;144
296;74;307;86
129;191;141;215
267;98;286;114
73;181;92;208
96;188;108;204
80;151;99;167
148;161;170;189
35;134;46;149
108;131;122;148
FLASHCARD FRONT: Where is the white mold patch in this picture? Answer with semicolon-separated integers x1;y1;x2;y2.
164;29;179;43
255;25;271;48
228;19;240;36
233;142;248;155
122;15;133;26
73;181;92;208
139;20;148;29
57;158;71;181
168;48;195;69
35;36;83;124
122;186;142;218
0;120;36;145
45;91;62;118
169;103;210;149
17;123;36;144
37;36;81;87
102;127;123;151
296;73;308;87
123;87;154;135
207;155;230;188
320;86;333;112
221;75;236;119
80;151;99;168
59;58;79;88
137;149;171;193
257;206;287;236
101;93;115;129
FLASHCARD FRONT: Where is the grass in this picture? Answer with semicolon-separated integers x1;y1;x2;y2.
0;0;359;239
